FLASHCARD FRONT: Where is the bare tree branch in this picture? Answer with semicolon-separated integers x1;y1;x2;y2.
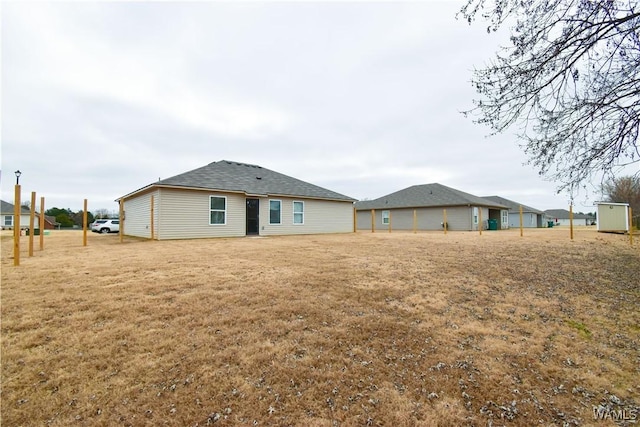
460;0;640;195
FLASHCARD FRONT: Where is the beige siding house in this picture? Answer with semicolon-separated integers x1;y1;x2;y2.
1;200;58;230
116;160;356;240
1;200;32;230
544;209;591;227
355;183;508;231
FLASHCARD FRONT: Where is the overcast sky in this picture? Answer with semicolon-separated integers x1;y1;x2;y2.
1;1;616;213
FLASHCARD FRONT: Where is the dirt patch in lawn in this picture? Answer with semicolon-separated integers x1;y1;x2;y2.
2;228;639;426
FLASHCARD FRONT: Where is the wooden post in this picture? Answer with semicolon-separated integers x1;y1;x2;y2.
83;199;88;246
371;209;375;233
119;199;124;243
39;197;45;250
443;209;447;234
29;192;36;257
519;205;524;237
478;207;483;236
413;209;417;234
388;211;392;233
629;207;634;246
13;185;21;266
569;204;574;240
353;207;356;233
151;195;155;240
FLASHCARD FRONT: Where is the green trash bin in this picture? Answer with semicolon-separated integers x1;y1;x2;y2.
487;219;498;230
547;221;554;228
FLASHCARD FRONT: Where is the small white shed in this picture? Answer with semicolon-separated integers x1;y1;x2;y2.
596;202;629;232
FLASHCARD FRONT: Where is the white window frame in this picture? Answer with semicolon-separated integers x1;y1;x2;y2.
473;207;479;225
502;210;508;226
382;210;390;225
293;201;304;225
209;195;227;225
269;199;282;225
4;215;13;227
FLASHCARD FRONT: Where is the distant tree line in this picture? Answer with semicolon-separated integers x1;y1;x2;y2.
602;176;640;217
602;175;640;229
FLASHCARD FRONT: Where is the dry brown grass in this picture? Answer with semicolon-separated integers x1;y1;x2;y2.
1;228;639;426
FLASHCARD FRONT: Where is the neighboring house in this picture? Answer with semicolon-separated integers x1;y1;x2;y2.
43;215;59;230
544;209;590;226
355;183;509;231
0;200;59;230
483;195;546;228
116;160;356;240
1;200;29;230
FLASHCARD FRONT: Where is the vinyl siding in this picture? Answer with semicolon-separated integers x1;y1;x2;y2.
597;204;628;231
508;212;540;228
123;190;159;239
260;197;353;236
356;206;474;231
155;188;246;240
1;214;39;229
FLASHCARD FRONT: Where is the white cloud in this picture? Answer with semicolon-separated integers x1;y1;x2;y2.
1;1;602;213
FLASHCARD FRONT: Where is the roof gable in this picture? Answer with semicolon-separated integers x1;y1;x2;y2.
355;183;508;210
124;160;355;202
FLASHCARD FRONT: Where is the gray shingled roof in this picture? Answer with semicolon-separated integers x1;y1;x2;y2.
123;160;356;202
355;183;508;210
544;209;590;219
1;200;31;214
483;196;544;214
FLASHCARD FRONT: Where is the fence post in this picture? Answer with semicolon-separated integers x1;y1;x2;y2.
630;207;634;246
29;192;36;257
13;184;21;266
119;199;124;243
39;197;45;250
569;204;574;240
353;206;356;233
388;211;392;233
151;195;155;239
413;209;417;234
519;205;523;237
83;199;88;246
443;209;447;234
479;206;483;236
371;209;375;233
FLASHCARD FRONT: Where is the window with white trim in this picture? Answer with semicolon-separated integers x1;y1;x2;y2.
382;210;390;225
473;207;479;224
502;210;508;226
269;200;281;225
209;196;226;225
293;201;304;224
4;216;13;227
